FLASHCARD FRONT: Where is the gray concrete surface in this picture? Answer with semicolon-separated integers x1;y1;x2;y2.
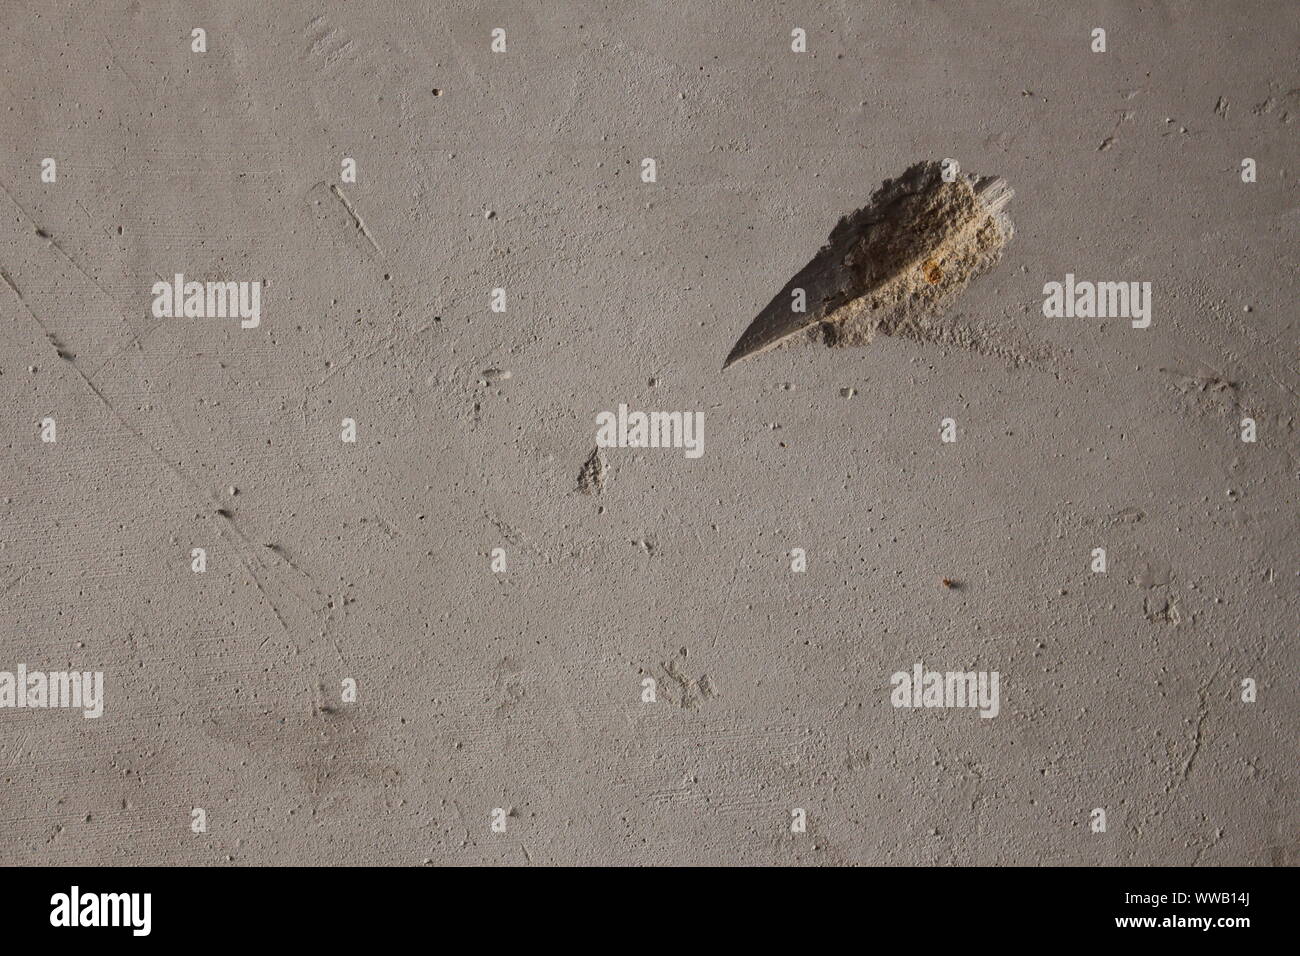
0;1;1295;865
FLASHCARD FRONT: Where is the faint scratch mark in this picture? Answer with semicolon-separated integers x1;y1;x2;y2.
329;184;382;255
0;178;141;348
2;266;297;635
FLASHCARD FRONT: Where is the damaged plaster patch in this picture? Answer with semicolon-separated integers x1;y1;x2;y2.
1252;85;1300;123
1160;363;1237;396
724;161;1016;368
660;650;718;710
576;447;606;494
1145;592;1182;625
1134;556;1183;625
